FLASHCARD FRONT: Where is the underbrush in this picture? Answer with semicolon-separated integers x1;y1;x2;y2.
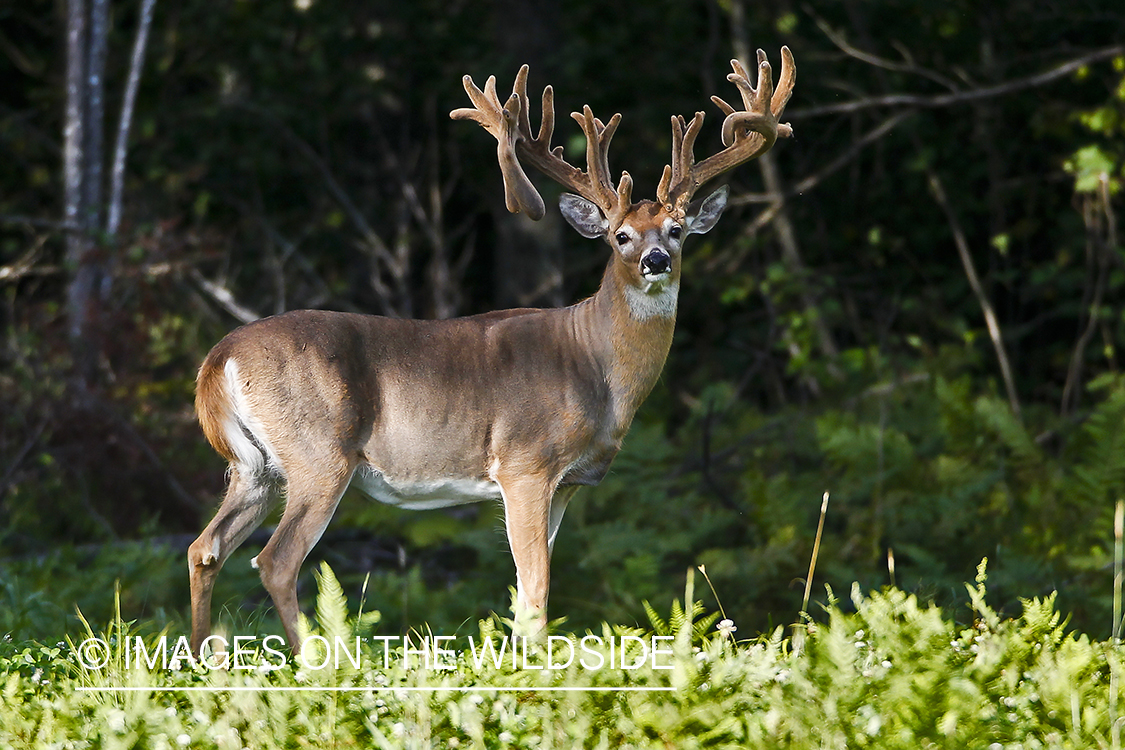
1;561;1123;749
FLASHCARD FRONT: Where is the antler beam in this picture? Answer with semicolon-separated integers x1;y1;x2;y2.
451;65;633;227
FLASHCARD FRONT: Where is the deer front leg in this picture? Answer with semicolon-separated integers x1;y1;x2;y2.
494;469;555;637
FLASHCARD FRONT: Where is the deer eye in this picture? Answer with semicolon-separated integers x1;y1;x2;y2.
669;225;683;240
615;232;630;246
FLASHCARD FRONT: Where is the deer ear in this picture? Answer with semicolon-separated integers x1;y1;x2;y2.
685;185;729;235
559;193;609;238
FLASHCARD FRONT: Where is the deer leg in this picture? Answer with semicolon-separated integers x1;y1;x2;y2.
495;470;555;637
189;465;277;656
252;457;355;655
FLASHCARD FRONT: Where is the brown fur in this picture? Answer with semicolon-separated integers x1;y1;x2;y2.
194;353;236;464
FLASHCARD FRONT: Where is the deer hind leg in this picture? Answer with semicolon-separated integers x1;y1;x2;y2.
494;469;556;637
253;456;355;656
189;464;277;656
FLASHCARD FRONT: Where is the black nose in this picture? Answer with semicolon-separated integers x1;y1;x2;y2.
641;249;671;276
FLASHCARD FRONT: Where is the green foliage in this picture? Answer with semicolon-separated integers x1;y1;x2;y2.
2;3;1125;733
553;367;1125;639
2;563;1125;747
1067;57;1125;194
0;542;189;642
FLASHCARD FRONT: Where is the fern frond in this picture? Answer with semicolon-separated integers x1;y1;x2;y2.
313;562;352;643
643;600;669;636
1068;380;1125;503
974;395;1041;471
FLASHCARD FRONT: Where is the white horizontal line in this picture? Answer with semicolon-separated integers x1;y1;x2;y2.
77;685;674;693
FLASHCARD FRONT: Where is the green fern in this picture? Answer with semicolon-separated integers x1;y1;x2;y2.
312;561;351;644
644;597;720;642
1068;376;1125;504
642;600;668;635
974;395;1042;471
965;558;1001;631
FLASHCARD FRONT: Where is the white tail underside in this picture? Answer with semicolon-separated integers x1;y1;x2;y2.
223;359;284;479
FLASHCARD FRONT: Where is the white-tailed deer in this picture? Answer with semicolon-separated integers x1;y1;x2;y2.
189;49;795;655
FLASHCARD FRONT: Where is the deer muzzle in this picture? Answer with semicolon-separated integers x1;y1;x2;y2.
640;249;672;279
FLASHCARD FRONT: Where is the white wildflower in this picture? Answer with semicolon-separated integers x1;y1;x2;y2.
107;709;127;733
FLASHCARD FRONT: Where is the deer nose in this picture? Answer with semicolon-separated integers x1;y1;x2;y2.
641;249;671;277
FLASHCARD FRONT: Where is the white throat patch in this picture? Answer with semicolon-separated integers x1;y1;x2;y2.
625;280;679;320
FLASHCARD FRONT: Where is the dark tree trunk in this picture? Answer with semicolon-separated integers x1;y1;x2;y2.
489;0;566;309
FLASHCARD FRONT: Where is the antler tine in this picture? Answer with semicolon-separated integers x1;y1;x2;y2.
512;65;534;142
656;112;705;208
771;46;796;125
660;47;796;214
450;75;496;130
656;117;680;206
512;65;564;152
616;171;633;210
570;106;625;217
538;85;556;145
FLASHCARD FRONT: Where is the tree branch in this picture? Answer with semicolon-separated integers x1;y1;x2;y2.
237;102;385;245
790;109;915;197
189;268;261;324
926;170;1022;418
805;5;963;92
721;110;914;274
1061;174;1116;416
789;45;1125;120
0;214;79;231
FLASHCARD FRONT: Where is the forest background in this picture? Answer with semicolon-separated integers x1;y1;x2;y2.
1;0;1124;645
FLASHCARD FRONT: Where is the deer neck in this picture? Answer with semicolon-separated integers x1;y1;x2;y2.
579;257;678;438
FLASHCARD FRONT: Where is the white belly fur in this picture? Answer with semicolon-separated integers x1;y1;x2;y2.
351;466;502;510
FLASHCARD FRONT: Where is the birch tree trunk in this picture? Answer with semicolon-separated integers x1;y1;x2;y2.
64;0;155;389
64;0;109;390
